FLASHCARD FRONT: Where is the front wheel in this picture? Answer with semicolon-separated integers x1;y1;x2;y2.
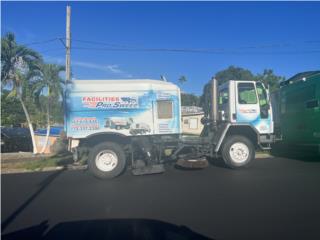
88;142;126;179
221;135;255;168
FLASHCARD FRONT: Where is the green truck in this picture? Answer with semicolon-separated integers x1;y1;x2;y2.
272;71;320;156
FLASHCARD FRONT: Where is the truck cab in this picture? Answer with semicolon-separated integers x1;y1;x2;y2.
195;79;275;169
218;80;273;135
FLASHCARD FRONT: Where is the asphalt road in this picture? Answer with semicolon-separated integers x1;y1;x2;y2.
2;156;320;240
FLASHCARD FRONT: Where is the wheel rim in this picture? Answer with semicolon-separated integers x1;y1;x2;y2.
95;150;118;172
229;142;249;163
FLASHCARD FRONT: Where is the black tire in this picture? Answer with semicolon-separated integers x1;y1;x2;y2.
88;142;126;179
221;135;255;169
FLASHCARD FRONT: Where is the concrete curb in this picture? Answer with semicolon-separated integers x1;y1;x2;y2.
1;164;88;175
1;166;64;174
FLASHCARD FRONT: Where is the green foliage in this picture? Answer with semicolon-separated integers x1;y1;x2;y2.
1;90;25;126
51;100;64;124
255;69;285;92
216;65;255;84
31;63;65;128
1;32;42;90
21;158;60;170
179;75;200;106
199;82;212;116
32;63;65;107
1;32;65;128
214;66;284;90
1;90;63;127
20;154;73;170
181;93;200;106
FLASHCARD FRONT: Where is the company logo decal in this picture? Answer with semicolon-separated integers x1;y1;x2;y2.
71;117;99;131
82;96;139;109
239;108;257;114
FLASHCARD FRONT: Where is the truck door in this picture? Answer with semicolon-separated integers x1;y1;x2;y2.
218;86;230;121
256;82;270;119
235;82;260;124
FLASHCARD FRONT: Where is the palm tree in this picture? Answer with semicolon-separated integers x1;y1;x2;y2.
32;63;65;153
178;75;187;86
1;32;42;154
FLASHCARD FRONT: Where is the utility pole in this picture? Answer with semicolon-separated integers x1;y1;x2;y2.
65;5;71;82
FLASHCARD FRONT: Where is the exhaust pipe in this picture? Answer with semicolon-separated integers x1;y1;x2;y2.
211;77;218;128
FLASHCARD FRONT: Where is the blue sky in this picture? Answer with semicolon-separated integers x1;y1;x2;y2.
2;1;320;95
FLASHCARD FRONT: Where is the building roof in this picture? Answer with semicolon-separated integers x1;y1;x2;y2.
181;106;204;116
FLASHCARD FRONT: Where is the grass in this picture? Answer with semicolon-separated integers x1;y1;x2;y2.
19;154;73;171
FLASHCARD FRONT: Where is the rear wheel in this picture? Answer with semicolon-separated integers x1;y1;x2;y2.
88;142;126;179
221;135;255;168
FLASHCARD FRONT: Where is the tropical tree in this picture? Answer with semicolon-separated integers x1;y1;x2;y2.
1;32;42;153
215;65;255;84
32;63;65;153
1;90;26;126
255;69;285;92
199;82;212;117
181;93;200;106
178;75;187;85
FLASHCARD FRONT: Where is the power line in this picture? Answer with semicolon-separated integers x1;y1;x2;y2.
18;35;320;50
72;46;320;55
20;37;320;55
70;37;320;51
23;38;61;46
73;46;230;54
70;37;320;55
72;38;134;49
40;48;66;54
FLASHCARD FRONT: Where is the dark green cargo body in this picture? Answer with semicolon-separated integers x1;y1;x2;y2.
276;71;320;153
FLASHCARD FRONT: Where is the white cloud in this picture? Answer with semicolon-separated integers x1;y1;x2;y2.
71;60;118;73
106;64;122;74
44;56;132;78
